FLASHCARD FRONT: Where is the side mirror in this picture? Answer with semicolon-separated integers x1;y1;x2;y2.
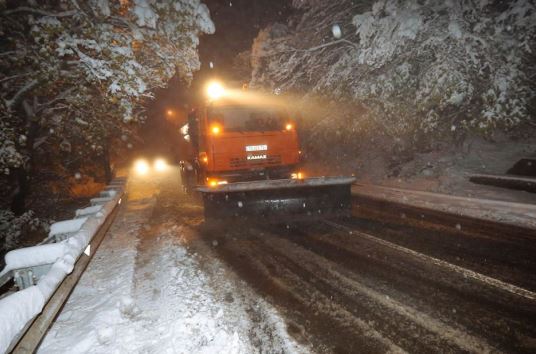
188;111;199;152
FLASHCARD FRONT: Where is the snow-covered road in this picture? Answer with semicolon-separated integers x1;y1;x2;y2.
34;165;536;353
38;167;307;354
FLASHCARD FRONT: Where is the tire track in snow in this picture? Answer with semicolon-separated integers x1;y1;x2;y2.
214;234;407;354
324;220;536;302
255;230;497;353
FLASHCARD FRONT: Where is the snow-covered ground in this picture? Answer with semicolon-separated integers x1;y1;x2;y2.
352;183;536;230
305;135;536;206
39;168;307;354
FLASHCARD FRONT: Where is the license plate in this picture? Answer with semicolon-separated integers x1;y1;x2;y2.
245;145;267;152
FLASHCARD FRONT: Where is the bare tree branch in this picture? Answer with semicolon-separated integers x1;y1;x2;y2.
2;7;77;17
0;72;33;84
36;87;75;113
253;38;358;59
298;38;358;52
5;79;39;110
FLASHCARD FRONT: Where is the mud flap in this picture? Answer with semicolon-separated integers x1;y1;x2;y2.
198;177;355;221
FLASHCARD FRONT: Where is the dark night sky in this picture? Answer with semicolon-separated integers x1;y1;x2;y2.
198;0;293;78
143;0;293;156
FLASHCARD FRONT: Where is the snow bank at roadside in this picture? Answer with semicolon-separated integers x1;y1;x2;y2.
358;137;536;204
38;195;151;354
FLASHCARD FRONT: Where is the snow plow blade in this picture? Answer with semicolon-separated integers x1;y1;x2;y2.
197;176;355;221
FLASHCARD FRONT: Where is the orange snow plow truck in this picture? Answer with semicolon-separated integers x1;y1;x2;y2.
179;81;355;220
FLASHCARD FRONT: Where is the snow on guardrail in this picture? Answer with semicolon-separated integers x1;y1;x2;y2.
0;178;126;354
2;243;69;273
75;205;103;218
48;218;88;239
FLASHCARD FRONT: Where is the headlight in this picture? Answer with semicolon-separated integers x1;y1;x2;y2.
134;159;149;175
154;158;167;172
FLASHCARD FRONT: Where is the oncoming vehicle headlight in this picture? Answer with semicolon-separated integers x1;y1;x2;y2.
134;159;150;175
154;158;168;172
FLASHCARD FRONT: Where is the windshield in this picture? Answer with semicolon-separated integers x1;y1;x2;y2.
208;105;288;132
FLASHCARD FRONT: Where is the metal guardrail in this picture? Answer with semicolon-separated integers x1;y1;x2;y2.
469;173;536;193
12;199;123;353
0;177;127;354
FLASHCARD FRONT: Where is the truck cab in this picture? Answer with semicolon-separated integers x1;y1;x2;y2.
186;98;301;187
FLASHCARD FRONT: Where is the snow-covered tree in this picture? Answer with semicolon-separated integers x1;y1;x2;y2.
0;103;25;176
1;0;214;249
251;0;536;148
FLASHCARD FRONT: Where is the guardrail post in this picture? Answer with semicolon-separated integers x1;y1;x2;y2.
13;264;53;290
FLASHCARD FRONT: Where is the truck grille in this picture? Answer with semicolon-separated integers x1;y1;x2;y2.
230;155;282;168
